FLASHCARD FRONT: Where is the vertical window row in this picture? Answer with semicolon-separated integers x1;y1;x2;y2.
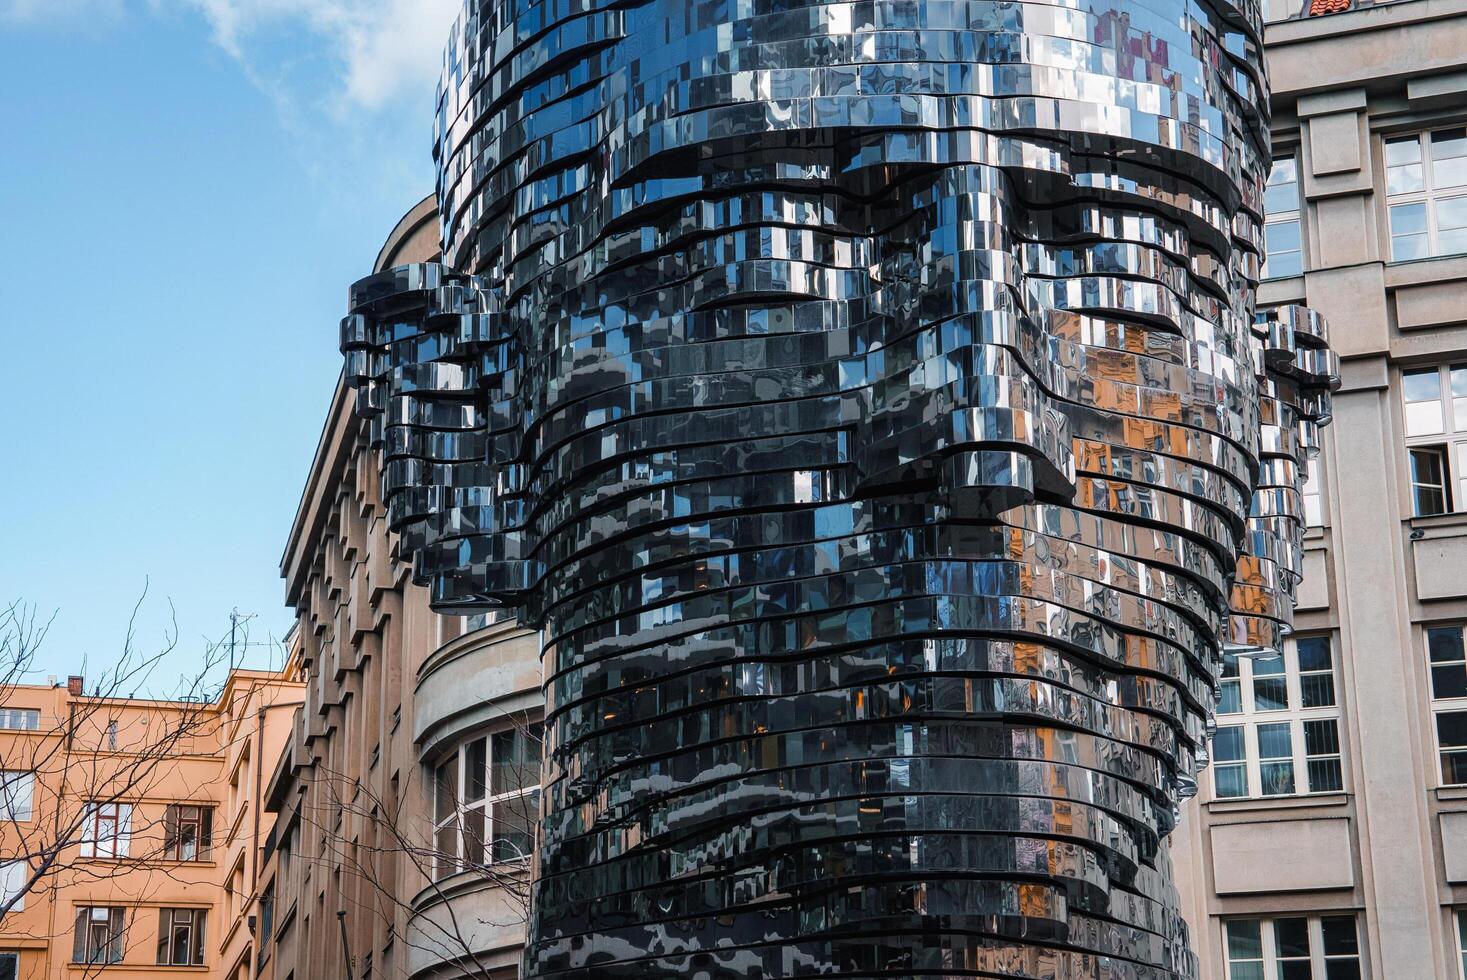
1429;625;1467;785
1264;155;1304;278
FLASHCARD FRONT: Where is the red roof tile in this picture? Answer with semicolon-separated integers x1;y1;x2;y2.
1309;0;1351;15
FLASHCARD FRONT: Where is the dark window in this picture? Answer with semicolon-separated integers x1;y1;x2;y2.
73;906;126;964
1410;446;1452;516
155;908;206;966
164;804;213;862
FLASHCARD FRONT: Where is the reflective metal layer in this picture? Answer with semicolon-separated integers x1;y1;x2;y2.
341;0;1338;975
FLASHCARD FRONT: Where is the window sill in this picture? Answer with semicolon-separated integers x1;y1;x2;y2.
1205;792;1350;814
67;965;208;973
1408;511;1467;531
1434;785;1467;801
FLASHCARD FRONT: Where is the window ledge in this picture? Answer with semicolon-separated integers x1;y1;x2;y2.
1205;792;1350;814
1408;511;1467;533
1435;785;1467;801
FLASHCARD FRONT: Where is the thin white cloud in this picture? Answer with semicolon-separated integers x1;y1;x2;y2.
2;0;463;111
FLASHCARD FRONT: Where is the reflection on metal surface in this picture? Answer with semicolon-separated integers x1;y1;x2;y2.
341;0;1339;975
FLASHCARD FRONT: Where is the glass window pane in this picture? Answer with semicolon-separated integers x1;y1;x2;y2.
434;759;457;823
1215;764;1249;798
464;738;487;803
1304;719;1340;756
1322;916;1359;955
1266;220;1301;253
1394;232;1431;260
1429;627;1465;664
491;788;539;863
1452;366;1467;398
1219;679;1243;715
1230;964;1265;980
1439;711;1467;747
1388;135;1423;167
1444;749;1467;785
1213;726;1246;762
1433;664;1467;700
1254;676;1289;711
1325;961;1362;980
1260;761;1297;795
1274;917;1310;957
1308;756;1344;792
1264;158;1299;214
1264;249;1303;279
1301;673;1336;708
1253;654;1285;675
1278;963;1311;980
1416;484;1449;517
1227;919;1263;960
1439;196;1467;230
1258;722;1293;758
462;805;486;865
1405;368;1444;403
1297;637;1332;672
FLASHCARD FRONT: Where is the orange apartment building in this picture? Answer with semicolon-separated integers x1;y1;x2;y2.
0;662;304;980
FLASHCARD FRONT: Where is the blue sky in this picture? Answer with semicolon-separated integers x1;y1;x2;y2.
0;0;459;690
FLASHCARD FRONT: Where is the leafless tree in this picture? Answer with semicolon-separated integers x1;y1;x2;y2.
0;589;275;976
281;714;543;979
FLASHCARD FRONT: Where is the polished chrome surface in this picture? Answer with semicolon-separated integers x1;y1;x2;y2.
341;0;1339;975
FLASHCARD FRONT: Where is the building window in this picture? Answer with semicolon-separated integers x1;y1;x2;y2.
1263;155;1304;278
0;862;26;912
73;906;126;964
1403;364;1467;516
0;772;33;822
1211;636;1343;799
164;804;213;862
1387;129;1467;260
433;721;543;879
81;802;132;859
256;883;274;971
155;908;206;966
0;952;16;980
1303;458;1325;527
1391;129;1467;253
1429;625;1467;785
1225;915;1363;979
1456;909;1467;979
0;709;39;732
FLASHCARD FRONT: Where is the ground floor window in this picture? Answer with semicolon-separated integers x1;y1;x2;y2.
0;951;16;980
1225;914;1362;979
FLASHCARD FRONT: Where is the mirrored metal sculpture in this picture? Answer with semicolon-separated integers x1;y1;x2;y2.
341;0;1339;975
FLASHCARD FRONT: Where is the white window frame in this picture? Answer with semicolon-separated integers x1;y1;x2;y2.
0;862;26;912
1224;914;1365;979
1455;908;1467;980
81;802;132;859
0;772;34;823
1211;635;1344;800
1429;624;1467;786
1386;127;1467;260
432;721;543;880
1402;363;1467;516
1263;154;1304;279
0;709;39;732
1301;450;1327;527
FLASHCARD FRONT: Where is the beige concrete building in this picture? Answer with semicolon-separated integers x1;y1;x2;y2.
1170;0;1467;978
266;197;541;980
0;664;303;980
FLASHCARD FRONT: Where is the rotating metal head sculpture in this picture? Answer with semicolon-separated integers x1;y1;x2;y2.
342;0;1339;975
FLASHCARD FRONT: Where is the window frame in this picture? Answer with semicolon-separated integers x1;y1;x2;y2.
1224;914;1364;980
1429;624;1467;786
1263;153;1305;279
73;906;126;965
1385;127;1467;261
432;720;543;880
0;709;39;732
164;804;213;862
81;801;132;860
1211;635;1345;800
0;772;34;823
1402;363;1467;517
155;907;207;967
